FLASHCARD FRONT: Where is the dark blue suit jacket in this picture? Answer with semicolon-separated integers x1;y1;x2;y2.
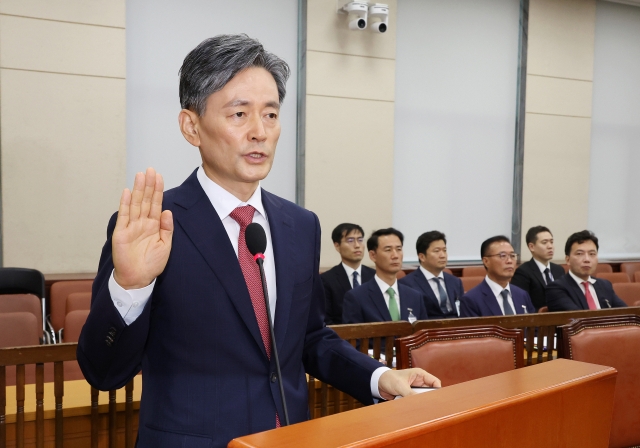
399;269;463;318
321;263;376;325
77;170;382;448
546;273;627;311
459;279;535;317
342;280;428;323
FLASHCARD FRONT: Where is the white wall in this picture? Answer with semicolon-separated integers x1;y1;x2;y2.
393;0;521;262
588;1;640;259
126;0;298;201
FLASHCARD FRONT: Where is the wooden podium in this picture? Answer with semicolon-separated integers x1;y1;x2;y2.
229;359;616;447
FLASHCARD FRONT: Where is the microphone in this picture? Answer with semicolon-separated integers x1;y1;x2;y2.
245;223;290;426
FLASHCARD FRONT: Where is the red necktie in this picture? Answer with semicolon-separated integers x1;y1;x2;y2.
229;206;280;428
582;282;598;310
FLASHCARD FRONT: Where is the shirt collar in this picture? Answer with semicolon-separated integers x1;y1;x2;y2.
569;270;595;286
485;275;511;298
533;257;550;274
374;274;398;297
419;265;444;282
342;263;362;278
197;166;266;222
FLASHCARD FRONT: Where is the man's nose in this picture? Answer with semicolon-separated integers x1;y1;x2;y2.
248;114;267;142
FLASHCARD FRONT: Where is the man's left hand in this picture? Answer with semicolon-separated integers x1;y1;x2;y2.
378;368;441;401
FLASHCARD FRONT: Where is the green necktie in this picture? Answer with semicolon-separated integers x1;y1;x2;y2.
387;287;400;321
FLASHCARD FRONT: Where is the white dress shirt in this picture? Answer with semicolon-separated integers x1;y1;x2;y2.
419;266;451;312
485;276;519;315
373;275;401;316
109;167;388;398
533;258;554;284
342;263;363;288
568;270;600;309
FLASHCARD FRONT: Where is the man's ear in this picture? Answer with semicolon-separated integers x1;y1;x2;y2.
334;242;341;252
369;250;377;263
565;255;570;264
179;109;201;147
527;242;535;252
418;253;426;264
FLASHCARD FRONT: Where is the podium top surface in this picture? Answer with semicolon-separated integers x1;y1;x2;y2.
229;359;616;448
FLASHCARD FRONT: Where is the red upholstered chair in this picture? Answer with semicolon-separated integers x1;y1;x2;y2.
0;294;43;340
67;292;91;313
612;283;640;307
620;262;640;282
443;268;453;275
559;315;640;448
595;263;613;273
63;310;90;343
395;326;523;386
561;264;570;273
462;266;485;277
461;276;483;293
595;272;630;284
0;312;40;348
396;270;406;280
635;271;640;283
49;280;93;336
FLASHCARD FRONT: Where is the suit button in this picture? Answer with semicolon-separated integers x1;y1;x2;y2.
106;339;112;347
271;373;277;383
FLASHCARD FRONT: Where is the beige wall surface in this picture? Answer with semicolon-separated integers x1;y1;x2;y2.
0;1;126;273
305;0;397;268
521;0;596;259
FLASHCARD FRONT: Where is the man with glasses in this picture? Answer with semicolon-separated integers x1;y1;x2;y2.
546;230;627;311
321;223;376;324
460;235;535;317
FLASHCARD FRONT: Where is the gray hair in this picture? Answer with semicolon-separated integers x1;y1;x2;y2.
179;34;291;116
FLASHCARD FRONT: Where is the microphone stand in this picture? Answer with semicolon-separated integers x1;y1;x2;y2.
254;254;290;426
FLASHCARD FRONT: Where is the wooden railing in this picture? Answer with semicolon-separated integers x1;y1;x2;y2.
0;343;136;448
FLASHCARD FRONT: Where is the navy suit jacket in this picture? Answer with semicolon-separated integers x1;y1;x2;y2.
342;280;428;324
321;263;375;325
546;273;627;311
399;269;463;319
459;280;535;317
77;170;382;448
511;258;565;311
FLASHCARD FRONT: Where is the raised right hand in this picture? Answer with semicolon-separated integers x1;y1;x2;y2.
112;167;174;289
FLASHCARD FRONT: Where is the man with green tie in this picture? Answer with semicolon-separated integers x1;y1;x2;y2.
342;228;428;323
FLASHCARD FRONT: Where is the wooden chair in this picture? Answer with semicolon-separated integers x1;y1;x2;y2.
461;276;483;293
612;283;640;307
0;268;48;343
462;266;485;277
395;326;523;386
595;272;630;284
559;315;640;448
620;262;640;282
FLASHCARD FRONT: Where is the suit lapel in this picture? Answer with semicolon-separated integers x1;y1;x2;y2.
593;280;612;309
565;277;588;309
415;271;438;303
261;191;295;351
369;282;392;321
172;173;267;357
480;281;504;316
443;274;460;301
335;264;353;295
527;259;547;289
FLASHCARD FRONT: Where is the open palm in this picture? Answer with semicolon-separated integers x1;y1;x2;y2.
112;168;173;290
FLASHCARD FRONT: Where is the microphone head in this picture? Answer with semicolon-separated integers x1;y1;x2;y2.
246;223;268;256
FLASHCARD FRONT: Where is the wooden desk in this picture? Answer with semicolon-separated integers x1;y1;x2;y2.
230;359;617;448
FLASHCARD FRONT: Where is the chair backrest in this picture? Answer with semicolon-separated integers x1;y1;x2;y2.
0;294;43;335
50;280;93;331
612;283;640;307
595;263;613;273
462;266;485;277
561;264;570;273
443;268;453;275
67;292;91;313
63;310;90;343
395;326;523;386
595;272;630;284
396;270;406;280
635;271;640;283
461;276;484;293
0;267;45;298
620;262;640;282
0;312;40;348
559;315;640;448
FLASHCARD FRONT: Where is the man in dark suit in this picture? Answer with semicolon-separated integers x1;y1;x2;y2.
343;228;428;324
511;226;565;311
460;236;535;317
321;223;375;324
546;230;627;311
400;230;463;318
77;35;439;448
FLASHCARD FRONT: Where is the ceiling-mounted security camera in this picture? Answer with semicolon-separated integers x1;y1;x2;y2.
338;1;369;31
368;3;389;33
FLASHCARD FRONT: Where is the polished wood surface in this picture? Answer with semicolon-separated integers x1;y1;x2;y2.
230;359;617;448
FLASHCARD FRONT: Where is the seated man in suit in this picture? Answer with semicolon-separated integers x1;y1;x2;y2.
321;223;376;324
546;230;627;311
343;228;428;324
399;231;463;318
460;236;535;317
511;226;565;311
